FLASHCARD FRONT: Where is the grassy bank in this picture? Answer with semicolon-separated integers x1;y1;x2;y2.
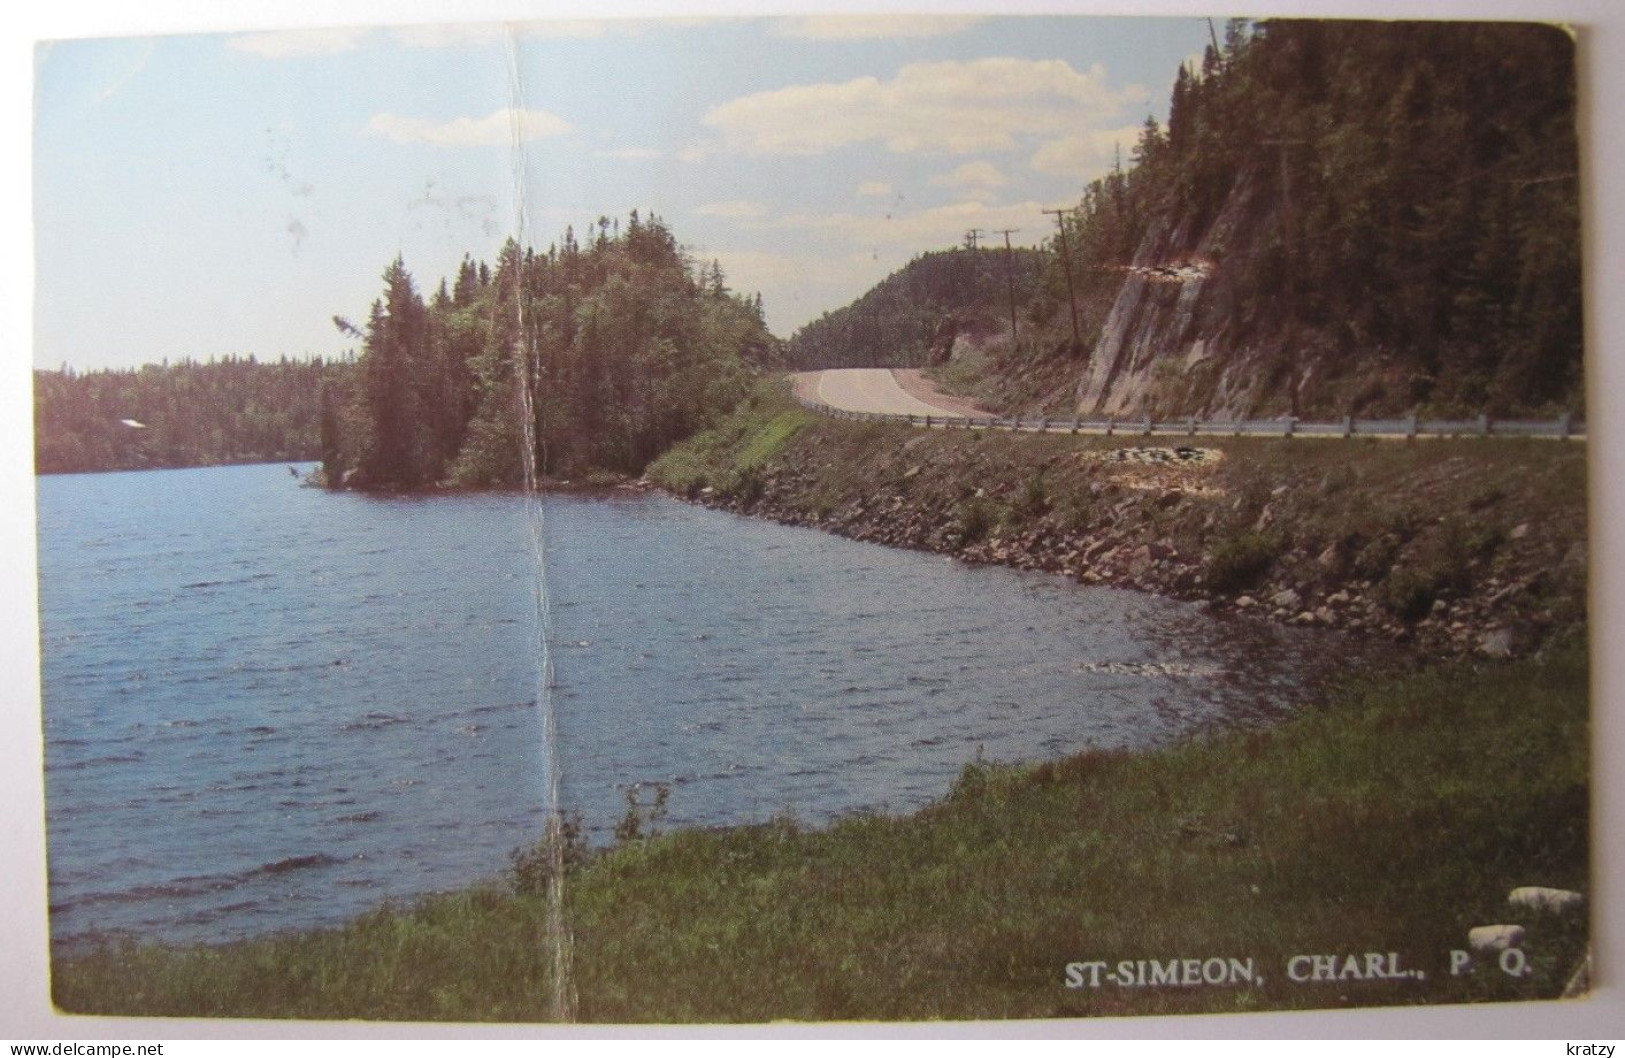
53;644;1588;1022
647;380;1588;658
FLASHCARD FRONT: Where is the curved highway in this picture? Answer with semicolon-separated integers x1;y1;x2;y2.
796;368;967;418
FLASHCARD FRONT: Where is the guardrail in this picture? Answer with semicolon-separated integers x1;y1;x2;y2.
793;396;1585;441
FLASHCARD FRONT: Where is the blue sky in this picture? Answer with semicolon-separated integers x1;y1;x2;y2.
35;15;1217;370
28;14;1222;372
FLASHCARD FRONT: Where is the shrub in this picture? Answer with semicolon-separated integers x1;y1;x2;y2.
1377;568;1438;621
1010;473;1050;522
721;467;765;505
509;810;589;895
1353;535;1403;583
1378;520;1474;620
955;496;998;546
613;782;671;844
1205;532;1283;593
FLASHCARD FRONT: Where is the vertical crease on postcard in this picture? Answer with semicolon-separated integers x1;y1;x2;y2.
503;21;576;1024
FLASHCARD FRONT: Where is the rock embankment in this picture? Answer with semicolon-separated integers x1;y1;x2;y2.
654;412;1587;659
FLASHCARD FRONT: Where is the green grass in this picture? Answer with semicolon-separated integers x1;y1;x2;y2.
644;379;813;498
54;645;1590;1023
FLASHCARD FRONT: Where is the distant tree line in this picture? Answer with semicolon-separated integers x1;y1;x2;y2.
1041;19;1582;415
784;248;1044;370
324;212;778;490
34;356;345;474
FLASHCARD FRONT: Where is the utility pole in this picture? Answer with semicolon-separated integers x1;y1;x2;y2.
963;228;985;251
993;228;1021;350
1043;207;1083;357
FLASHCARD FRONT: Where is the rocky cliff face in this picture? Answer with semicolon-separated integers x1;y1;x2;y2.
1079;171;1256;418
1074;166;1395;421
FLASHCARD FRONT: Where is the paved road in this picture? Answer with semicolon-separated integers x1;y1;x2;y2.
793;369;1582;442
798;368;966;418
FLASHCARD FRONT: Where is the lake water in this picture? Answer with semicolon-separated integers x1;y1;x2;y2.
38;463;1381;948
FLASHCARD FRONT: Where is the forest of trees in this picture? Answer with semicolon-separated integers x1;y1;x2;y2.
784;21;1580;419
34;356;344;474
784;248;1044;370
323;212;777;490
1037;18;1582;414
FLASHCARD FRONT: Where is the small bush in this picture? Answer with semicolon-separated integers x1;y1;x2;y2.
1378;521;1474;620
1465;523;1507;558
509;810;589;895
1059;492;1093;533
613;782;671;844
955;496;998;546
1010;473;1050;522
1376;568;1436;621
1205;532;1283;593
720;467;765;505
1353;535;1403;582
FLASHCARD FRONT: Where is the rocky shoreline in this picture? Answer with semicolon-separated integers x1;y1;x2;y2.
649;415;1587;661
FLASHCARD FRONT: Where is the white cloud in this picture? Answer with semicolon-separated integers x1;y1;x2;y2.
930;161;1007;189
857;182;893;197
773;15;985;40
695;200;768;219
228;27;371;58
704;58;1147;156
1030;124;1144;178
676;146;709;164
366;108;573;148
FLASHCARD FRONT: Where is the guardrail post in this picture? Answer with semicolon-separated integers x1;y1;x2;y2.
1406;414;1418;440
1479;412;1490;437
1071;416;1081;435
1106;418;1115;437
1040;416;1049;432
1343;415;1354;438
1142;415;1153;436
1559;413;1572;440
1188;416;1197;436
1284;417;1294;439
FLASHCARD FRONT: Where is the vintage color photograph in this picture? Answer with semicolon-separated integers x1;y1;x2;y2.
27;10;1593;1026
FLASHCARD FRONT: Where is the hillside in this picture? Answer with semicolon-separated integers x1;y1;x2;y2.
794;21;1583;422
783;247;1043;371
